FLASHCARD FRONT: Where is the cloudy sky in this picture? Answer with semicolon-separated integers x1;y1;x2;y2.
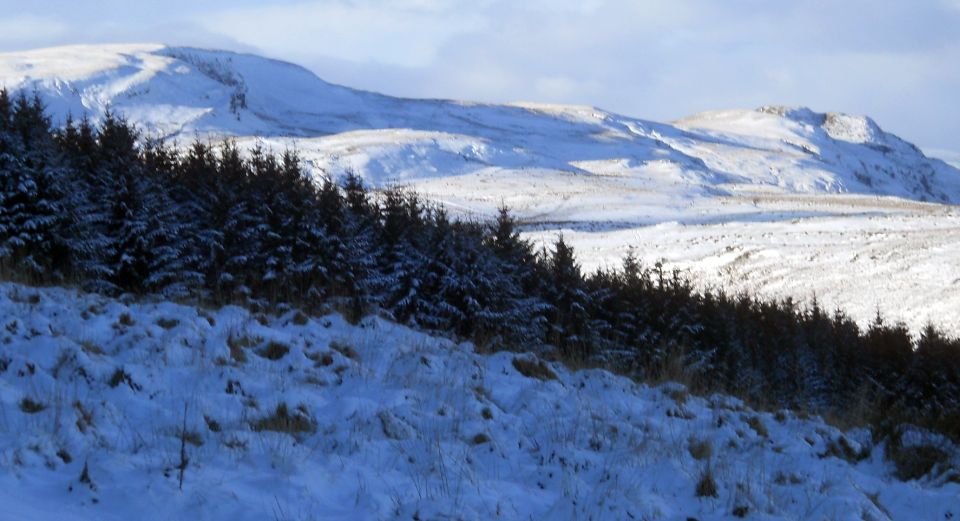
0;0;957;152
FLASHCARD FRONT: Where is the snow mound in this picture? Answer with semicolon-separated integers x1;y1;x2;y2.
759;105;889;146
0;283;957;520
822;113;884;145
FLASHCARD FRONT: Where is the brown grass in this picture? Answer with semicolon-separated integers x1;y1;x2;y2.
155;318;179;329
695;466;719;498
256;341;290;361
330;340;359;361
19;397;46;414
744;415;769;438
227;333;257;363
820;435;870;464
307;351;334;367
885;434;951;481
688;438;713;461
250;403;316;435
74;401;93;433
512;357;557;381
204;415;222;433
471;433;491;445
667;387;689;405
181;430;204;447
79;340;104;356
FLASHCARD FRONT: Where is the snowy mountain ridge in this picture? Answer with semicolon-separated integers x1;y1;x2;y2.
1;43;957;206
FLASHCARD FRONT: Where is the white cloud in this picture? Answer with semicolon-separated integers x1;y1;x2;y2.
0;15;68;43
203;1;489;67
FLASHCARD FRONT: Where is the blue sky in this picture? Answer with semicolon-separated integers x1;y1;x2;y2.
1;0;958;152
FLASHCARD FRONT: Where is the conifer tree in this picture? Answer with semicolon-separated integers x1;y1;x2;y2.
544;235;593;359
95;112;195;295
0;92;74;281
335;173;379;321
481;206;549;347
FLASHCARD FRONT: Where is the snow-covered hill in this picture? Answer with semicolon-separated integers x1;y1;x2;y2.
2;43;960;334
1;283;957;520
2;44;957;205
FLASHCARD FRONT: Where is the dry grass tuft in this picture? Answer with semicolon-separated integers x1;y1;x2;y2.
227;333;257;363
250;403;316;435
307;351;334;367
471;433;491;445
291;311;309;326
667;387;689;405
155;318;179;329
744;415;769;438
512;357;557;381
688;438;713;461
79;340;104;356
695;466;719;498
204;415;222;433
330;340;359;361
886;438;951;481
19;397;46;414
256;341;290;361
820;435;870;464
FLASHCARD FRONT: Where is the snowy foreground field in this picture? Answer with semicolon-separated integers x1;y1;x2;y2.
0;283;957;520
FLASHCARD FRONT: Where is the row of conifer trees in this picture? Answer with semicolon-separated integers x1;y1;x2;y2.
1;89;958;440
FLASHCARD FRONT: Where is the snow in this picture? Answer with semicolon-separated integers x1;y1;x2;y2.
2;43;960;335
0;282;957;520
523;198;960;335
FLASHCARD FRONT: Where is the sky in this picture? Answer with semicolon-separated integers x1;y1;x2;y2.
0;0;957;152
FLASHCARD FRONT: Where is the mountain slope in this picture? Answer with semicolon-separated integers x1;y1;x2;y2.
1;43;957;206
674;106;960;203
1;283;957;520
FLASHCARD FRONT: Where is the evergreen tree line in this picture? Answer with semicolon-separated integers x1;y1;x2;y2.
2;90;958;440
